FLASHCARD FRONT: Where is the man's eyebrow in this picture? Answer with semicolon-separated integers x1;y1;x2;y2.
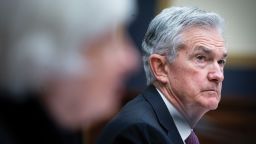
194;46;228;59
194;46;212;54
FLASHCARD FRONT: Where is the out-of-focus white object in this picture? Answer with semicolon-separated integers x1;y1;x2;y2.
0;0;136;94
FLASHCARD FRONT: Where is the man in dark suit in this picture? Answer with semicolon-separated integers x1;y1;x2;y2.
97;6;227;144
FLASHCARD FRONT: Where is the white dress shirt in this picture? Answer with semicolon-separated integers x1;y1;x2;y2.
156;88;192;143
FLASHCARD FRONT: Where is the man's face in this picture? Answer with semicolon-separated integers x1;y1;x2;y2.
166;27;227;111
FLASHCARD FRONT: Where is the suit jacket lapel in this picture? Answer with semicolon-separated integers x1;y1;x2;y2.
142;85;184;144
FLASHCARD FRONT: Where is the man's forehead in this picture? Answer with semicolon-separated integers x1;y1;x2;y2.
182;27;224;41
181;27;226;48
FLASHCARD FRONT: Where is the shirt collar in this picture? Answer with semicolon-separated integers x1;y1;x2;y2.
156;88;192;142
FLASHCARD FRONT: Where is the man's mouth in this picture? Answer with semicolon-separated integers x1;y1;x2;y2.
204;89;217;92
202;89;219;94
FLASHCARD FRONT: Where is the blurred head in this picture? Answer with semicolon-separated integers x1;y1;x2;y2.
0;0;138;129
45;26;139;129
143;7;227;123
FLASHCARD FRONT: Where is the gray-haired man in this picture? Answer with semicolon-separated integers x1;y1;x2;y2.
98;6;227;144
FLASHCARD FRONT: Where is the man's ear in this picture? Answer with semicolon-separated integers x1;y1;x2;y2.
149;54;169;84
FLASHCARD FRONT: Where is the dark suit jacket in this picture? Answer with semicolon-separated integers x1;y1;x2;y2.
97;85;184;144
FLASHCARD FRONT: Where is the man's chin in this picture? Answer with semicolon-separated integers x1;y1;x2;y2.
206;99;220;110
202;93;221;110
199;96;220;111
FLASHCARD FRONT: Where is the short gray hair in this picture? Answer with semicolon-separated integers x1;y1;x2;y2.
142;6;224;85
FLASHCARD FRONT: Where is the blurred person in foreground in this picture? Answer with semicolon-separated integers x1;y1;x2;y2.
0;0;138;143
97;6;227;144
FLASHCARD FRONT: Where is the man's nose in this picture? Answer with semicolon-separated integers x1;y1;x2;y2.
207;62;224;83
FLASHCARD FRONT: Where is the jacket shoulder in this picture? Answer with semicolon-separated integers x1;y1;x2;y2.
97;94;170;144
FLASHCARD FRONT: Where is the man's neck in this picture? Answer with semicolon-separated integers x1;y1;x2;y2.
153;82;207;128
156;87;192;142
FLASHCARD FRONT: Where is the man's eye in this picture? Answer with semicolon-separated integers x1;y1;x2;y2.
218;59;226;66
196;55;206;63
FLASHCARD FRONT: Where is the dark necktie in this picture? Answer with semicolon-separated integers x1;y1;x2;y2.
185;131;200;144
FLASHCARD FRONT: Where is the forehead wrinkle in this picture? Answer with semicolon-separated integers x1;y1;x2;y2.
192;37;226;50
183;29;225;46
191;36;225;47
